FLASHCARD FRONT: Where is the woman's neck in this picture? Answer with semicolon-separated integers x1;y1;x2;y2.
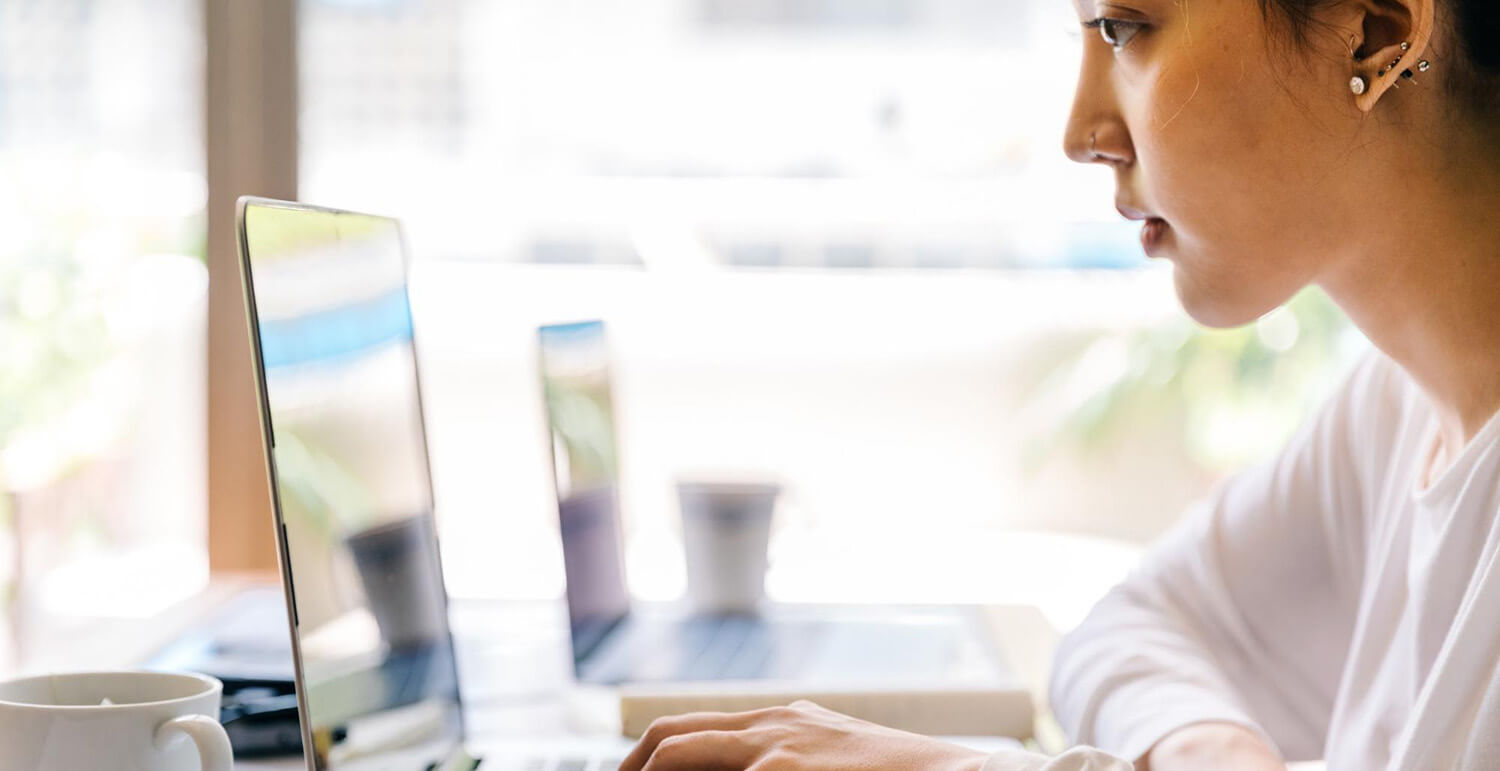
1320;141;1500;459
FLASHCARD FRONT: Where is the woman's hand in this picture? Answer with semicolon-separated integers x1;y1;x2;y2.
1140;723;1286;771
620;700;988;771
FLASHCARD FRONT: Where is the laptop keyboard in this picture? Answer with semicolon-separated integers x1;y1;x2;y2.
593;615;821;683
676;616;762;681
680;616;815;681
479;757;624;771
584;611;971;685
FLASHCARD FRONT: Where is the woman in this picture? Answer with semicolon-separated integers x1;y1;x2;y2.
622;0;1500;767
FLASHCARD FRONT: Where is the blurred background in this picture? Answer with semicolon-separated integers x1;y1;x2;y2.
0;0;1368;675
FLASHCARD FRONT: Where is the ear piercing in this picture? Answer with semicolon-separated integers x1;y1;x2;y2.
1378;44;1404;76
1351;40;1431;95
1378;41;1429;80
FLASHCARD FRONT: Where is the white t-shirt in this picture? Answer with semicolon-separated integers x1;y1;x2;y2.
983;352;1500;770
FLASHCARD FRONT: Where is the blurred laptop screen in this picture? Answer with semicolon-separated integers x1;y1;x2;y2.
241;201;463;769
538;321;631;666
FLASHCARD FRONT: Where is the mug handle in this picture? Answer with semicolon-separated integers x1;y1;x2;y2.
154;714;234;771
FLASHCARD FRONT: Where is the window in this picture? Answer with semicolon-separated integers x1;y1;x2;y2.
292;0;1357;627
300;0;1132;269
0;0;207;635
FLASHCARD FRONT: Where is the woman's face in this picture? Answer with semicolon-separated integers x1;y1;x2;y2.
1066;0;1367;327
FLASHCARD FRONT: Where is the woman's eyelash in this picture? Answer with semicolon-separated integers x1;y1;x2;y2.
1081;17;1147;50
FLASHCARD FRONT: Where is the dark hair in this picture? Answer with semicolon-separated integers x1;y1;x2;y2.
1260;0;1498;125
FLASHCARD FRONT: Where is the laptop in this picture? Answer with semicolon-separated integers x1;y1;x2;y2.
235;197;1024;768
237;197;637;768
536;321;1011;688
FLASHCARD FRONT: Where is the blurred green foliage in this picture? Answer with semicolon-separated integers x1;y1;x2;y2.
0;255;112;458
1026;287;1365;474
0;161;204;481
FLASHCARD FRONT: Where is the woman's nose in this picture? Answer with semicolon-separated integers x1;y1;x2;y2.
1064;111;1132;166
1063;73;1132;166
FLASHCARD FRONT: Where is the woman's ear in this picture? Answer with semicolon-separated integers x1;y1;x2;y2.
1348;0;1436;112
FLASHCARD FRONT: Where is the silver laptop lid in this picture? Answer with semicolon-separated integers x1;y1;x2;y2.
237;198;466;769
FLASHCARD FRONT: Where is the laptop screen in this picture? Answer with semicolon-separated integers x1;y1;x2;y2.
537;321;631;667
239;200;464;769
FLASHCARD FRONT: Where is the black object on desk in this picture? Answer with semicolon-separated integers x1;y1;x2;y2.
220;684;305;757
146;587;305;757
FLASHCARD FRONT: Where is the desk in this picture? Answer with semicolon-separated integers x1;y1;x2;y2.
5;583;1329;770
9;578;1062;769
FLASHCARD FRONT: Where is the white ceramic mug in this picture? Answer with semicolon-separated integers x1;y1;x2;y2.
0;670;233;771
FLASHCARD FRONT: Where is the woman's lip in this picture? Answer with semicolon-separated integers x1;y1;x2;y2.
1140;218;1169;256
1115;203;1154;221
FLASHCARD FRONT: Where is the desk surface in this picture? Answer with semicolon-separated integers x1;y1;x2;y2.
2;583;1329;771
5;578;1061;769
243;600;1056;768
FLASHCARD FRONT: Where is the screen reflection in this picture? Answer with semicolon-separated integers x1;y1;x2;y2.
241;202;463;769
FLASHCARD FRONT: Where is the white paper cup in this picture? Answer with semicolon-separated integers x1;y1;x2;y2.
677;481;780;613
0;670;234;771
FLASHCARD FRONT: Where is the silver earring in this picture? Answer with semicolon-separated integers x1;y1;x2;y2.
1346;36;1366;95
1400;60;1431;82
1376;41;1414;78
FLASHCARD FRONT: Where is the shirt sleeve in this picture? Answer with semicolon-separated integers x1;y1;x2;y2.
1048;353;1392;762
